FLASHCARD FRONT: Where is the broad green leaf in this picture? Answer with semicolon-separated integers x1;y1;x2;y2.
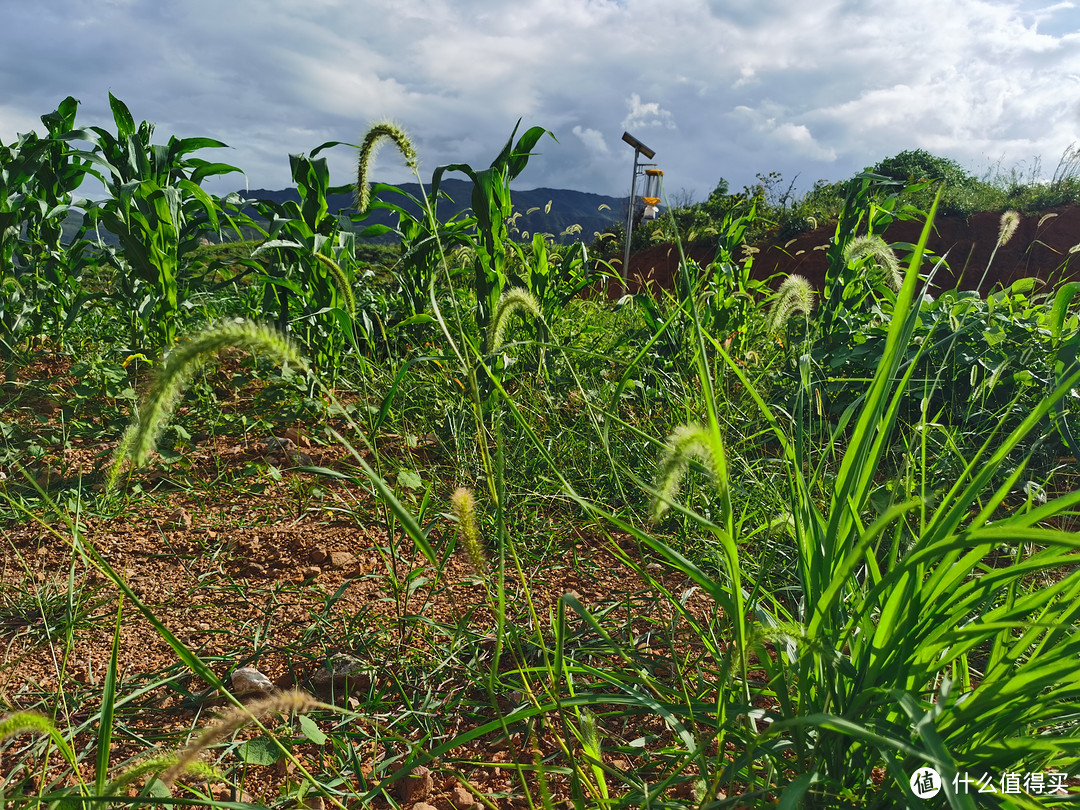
397;469;423;490
236;736;284;765
108;93;136;140
297;715;327;746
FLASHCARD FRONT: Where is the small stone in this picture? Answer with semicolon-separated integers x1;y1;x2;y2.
412;804;438;810
300;797;325;810
396;765;434;804
287;448;314;466
310;548;328;564
284;428;312;448
301;566;321;578
168;507;192;528
450;786;474;809
329;551;355;568
231;666;275;695
264;435;296;453
34;464;61;488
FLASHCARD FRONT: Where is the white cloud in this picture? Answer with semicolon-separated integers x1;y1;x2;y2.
621;93;676;131
572;125;609;156
1;0;1079;201
732;105;836;163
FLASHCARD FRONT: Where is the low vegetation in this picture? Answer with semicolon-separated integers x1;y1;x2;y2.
3;95;1080;808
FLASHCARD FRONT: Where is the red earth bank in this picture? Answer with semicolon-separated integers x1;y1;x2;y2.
621;204;1080;296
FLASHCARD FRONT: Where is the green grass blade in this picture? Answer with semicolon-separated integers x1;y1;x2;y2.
95;594;123;795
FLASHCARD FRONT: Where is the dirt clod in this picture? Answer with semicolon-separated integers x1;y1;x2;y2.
397;765;434;803
329;551;355;568
450;785;475;809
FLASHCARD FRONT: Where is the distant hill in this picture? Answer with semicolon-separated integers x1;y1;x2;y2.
57;180;631;248
243;178;627;243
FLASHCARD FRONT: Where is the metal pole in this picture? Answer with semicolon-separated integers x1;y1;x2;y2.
620;149;641;296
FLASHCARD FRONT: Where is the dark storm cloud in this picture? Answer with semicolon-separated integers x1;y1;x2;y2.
2;0;1077;202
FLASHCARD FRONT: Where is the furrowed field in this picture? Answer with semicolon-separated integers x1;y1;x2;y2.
4;95;1080;808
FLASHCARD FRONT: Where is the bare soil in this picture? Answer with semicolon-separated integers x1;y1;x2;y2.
0;355;713;807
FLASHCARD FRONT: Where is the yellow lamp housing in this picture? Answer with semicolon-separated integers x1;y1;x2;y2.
642;168;663;219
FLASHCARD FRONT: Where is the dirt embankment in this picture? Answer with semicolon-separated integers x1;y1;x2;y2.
622;204;1080;295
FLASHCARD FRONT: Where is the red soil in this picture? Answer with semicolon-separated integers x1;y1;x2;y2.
622;204;1080;296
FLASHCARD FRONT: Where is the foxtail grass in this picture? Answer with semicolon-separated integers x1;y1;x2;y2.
766;273;815;333
451;487;487;579
106;754;219;797
651;423;724;521
487;287;541;353
355;120;418;213
106;320;307;492
844;234;902;291
313;252;356;316
997;209;1020;247
974;208;1022;293
0;711;77;771
161;691;321;787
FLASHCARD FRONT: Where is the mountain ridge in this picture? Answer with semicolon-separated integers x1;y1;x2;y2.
243;178;627;243
60;180;630;247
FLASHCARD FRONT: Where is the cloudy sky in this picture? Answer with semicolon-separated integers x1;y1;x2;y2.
3;0;1079;204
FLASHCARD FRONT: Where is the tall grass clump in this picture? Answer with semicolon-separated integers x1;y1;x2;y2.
479;188;1080;806
685;191;1080;803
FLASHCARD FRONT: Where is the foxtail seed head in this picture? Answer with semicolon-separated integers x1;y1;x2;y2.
313;252;356;316
652;423;724;521
107;754;219;796
844;235;902;291
766;274;815;333
161;691;320;787
355;120;418;213
0;711;76;770
998;210;1020;247
0;710;56;740
451;487;487;577
108;320;307;491
488;287;542;353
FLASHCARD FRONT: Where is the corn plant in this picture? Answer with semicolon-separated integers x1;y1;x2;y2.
697;198;775;357
818;172;927;344
71;93;242;352
509;233;594;342
433;120;553;330
0;131;49;355
247;149;365;378
362;181;475;322
0;97;103;363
